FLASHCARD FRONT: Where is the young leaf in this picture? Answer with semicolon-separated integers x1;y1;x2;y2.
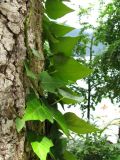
31;137;54;160
58;88;83;104
16;118;25;132
52;55;92;83
40;71;66;93
24;63;37;79
23;94;53;123
51;108;69;136
31;48;40;58
45;0;74;19
50;37;79;56
63;150;77;160
64;112;99;134
50;22;75;37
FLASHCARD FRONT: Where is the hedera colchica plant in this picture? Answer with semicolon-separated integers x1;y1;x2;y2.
16;0;99;159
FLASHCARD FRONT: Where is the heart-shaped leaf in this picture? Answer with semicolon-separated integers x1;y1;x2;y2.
31;136;54;160
23;93;53;123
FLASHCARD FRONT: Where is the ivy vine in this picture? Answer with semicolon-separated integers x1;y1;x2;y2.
16;0;100;160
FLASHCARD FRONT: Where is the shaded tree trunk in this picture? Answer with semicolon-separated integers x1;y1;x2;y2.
0;0;44;159
118;126;120;141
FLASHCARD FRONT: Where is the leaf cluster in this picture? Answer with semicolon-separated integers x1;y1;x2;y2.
16;0;100;160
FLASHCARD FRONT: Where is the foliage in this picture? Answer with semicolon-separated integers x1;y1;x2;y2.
87;0;120;104
68;134;120;160
97;0;120;45
31;137;53;160
16;0;99;160
93;0;120;103
71;0;120;116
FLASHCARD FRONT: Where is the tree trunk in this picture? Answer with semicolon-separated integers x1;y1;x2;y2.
0;0;43;159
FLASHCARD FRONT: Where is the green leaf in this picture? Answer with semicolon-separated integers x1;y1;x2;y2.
63;150;77;160
40;71;66;93
51;108;69;136
43;16;74;40
24;63;37;79
31;136;54;160
50;37;79;56
31;48;40;58
115;155;120;160
43;20;59;43
23;93;53;123
50;22;74;37
16;118;25;132
51;138;67;159
64;112;99;134
45;0;74;19
52;55;92;83
58;88;83;104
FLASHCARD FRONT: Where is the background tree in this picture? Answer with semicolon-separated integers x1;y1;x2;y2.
94;0;120;103
72;0;120;121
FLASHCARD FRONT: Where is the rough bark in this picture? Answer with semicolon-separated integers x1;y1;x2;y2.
0;0;44;159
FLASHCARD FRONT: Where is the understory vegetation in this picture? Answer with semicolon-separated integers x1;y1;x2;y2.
68;133;120;160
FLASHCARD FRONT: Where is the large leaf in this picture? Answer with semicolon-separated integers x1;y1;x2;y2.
58;88;83;104
51;108;69;136
51;138;67;159
31;136;53;160
45;0;73;19
52;55;92;83
40;71;66;93
43;19;59;43
43;16;74;39
63;150;77;160
50;22;74;37
50;37;79;56
23;93;53;123
64;112;99;134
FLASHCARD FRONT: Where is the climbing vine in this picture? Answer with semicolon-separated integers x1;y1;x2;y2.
16;0;100;159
